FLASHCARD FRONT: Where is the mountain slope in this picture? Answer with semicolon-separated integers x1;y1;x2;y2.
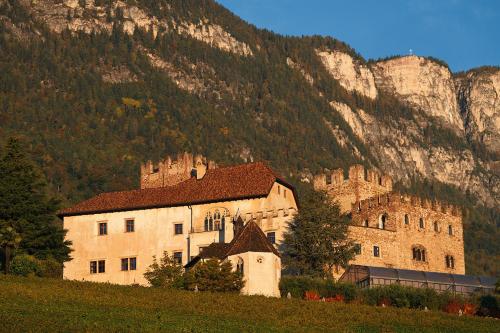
0;0;498;275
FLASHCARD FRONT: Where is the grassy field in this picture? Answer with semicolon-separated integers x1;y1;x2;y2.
0;276;498;333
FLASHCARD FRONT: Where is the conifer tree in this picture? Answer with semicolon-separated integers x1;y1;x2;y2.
281;188;355;278
0;138;71;269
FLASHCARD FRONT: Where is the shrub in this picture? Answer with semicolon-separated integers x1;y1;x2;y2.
10;254;41;277
38;257;63;278
183;259;243;292
477;295;500;318
279;276;357;301
359;285;448;310
143;252;183;288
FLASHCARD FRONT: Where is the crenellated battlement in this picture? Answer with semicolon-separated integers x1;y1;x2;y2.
140;152;217;189
314;164;392;191
351;192;461;217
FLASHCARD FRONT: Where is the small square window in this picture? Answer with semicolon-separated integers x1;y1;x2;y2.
267;232;276;244
354;243;361;255
98;222;107;235
130;257;137;270
90;261;97;274
173;252;182;265
373;246;380;257
174;223;183;235
125;219;135;233
98;260;106;273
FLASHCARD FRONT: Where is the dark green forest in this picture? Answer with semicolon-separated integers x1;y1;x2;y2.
0;0;497;276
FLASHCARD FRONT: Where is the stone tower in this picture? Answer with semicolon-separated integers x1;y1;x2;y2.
140;153;217;189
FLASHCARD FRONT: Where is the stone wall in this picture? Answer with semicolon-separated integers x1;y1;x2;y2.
316;165;465;277
140;153;216;189
314;164;392;213
346;193;465;275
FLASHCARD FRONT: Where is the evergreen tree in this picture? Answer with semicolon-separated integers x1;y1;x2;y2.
281;189;355;278
0;138;71;267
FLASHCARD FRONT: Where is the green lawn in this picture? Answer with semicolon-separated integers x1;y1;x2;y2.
0;275;497;332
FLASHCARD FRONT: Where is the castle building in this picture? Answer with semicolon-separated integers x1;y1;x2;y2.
314;165;465;277
59;153;297;291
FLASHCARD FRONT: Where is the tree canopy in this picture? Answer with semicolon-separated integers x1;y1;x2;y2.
0;138;71;271
280;188;355;278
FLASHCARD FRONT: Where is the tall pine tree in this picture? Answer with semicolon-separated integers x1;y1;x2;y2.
280;188;355;278
0;137;71;271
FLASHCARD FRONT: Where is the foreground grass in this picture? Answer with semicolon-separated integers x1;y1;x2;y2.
0;276;498;332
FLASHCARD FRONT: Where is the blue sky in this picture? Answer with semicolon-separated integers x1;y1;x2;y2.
217;0;499;72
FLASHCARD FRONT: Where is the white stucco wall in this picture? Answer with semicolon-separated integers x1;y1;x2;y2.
63;181;296;286
228;252;281;297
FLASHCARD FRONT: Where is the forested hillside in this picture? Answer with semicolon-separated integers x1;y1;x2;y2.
0;0;498;276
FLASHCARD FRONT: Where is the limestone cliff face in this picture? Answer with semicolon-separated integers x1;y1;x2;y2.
21;0;252;56
371;56;464;133
316;50;377;99
456;68;500;155
329;100;499;206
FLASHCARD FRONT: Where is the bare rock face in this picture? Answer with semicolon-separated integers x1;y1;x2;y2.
21;0;252;57
316;50;377;99
372;56;464;133
329;99;499;206
456;68;500;155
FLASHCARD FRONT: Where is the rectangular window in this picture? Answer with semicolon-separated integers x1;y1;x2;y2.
121;257;137;271
419;218;425;229
354;243;362;255
98;260;105;273
121;258;129;271
98;222;107;235
125;219;135;233
267;232;276;244
130;257;137;270
373;246;380;257
448;225;453;235
174;223;183;235
173;252;182;265
90;261;97;274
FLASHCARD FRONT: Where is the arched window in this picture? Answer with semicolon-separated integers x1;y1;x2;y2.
404;214;410;225
379;214;387;230
419;218;425;229
209;217;213;231
412;246;427;262
433;221;439;232
237;257;244;275
204;217;209;231
448;225;453;235
445;255;455;269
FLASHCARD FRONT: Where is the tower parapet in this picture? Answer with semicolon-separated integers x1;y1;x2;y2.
140;153;217;189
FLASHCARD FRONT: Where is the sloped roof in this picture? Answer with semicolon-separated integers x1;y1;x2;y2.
59;162;296;217
225;220;280;257
184;220;280;269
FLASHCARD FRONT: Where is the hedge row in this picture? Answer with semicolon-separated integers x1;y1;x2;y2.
279;276;500;316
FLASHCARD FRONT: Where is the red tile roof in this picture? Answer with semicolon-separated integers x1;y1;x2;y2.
58;162;296;217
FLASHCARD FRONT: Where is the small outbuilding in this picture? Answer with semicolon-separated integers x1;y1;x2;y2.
185;218;281;297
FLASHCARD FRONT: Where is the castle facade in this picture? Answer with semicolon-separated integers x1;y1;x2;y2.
314;165;465;276
59;153;297;295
